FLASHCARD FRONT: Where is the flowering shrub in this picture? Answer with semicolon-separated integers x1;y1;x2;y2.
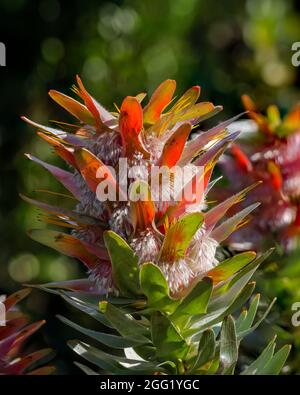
219;95;300;252
0;289;54;375
22;78;290;374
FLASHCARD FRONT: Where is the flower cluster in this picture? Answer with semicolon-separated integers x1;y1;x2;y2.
23;77;258;296
0;289;54;375
219;95;300;252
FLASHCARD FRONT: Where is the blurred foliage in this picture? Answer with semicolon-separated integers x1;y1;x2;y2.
0;0;300;373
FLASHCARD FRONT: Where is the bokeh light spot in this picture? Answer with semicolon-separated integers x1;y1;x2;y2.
261;61;292;86
83;57;108;82
8;253;40;282
47;257;79;281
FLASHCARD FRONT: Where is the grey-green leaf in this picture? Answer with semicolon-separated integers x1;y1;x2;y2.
99;301;149;342
74;362;100;375
60;292;112;328
189;329;216;373
187;282;256;338
259;345;291;375
171;277;213;326
58;315;148;349
103;230;140;297
237;298;277;341
68;340;164;375
237;294;260;333
151;312;189;361
140;262;179;314
220;315;238;375
241;336;276;375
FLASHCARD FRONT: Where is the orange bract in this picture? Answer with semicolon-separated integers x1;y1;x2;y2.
159;123;192;167
143;79;176;125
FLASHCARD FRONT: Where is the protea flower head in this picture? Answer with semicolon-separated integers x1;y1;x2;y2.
0;289;54;375
22;77;259;297
218;95;300;252
21;78;291;376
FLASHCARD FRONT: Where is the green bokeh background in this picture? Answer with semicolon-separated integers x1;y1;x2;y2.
0;0;300;373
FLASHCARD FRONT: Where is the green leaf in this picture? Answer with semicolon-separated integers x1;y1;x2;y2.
207;251;256;284
99;301;149;343
209;263;257;312
68;340;164;375
74;362;99;375
58;315;148;349
189;329;216;373
205;359;220;375
157;361;178;375
220;315;238;375
59;292;113;328
140;262;179;314
259;345;291;375
209;249;273;311
151;312;189;361
69;340;127;374
103;230;140;297
226;249;273;289
62;290;135;306
187;282;256;339
124;346;156;364
159;213;204;262
237;298;277;341
236;294;260;333
241;336;277;375
235;309;247;329
171;277;213;325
